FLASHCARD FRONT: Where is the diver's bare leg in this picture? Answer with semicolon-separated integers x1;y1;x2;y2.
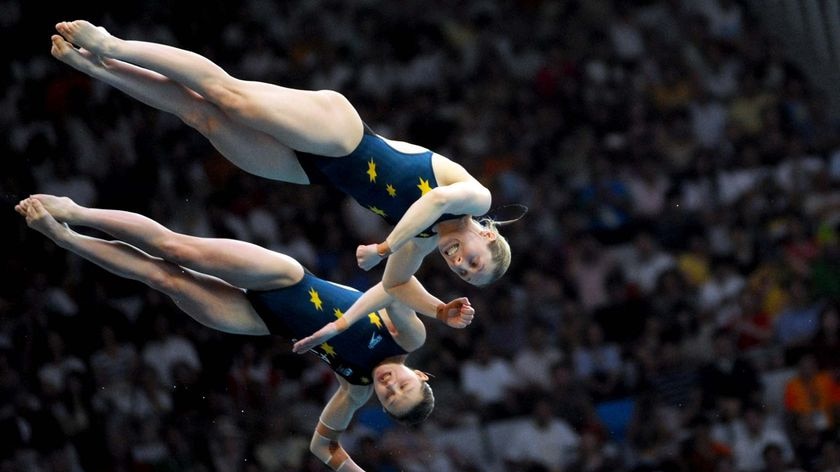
16;198;268;335
55;20;363;157
50;35;307;183
29;194;304;291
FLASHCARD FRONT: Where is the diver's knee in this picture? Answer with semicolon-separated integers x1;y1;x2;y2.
146;265;180;294
316;90;362;155
202;80;252;118
157;238;197;267
181;104;225;135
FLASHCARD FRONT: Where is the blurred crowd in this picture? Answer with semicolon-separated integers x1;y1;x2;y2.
3;0;840;471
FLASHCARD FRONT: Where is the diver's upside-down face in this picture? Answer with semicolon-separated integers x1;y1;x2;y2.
437;229;497;286
373;363;429;416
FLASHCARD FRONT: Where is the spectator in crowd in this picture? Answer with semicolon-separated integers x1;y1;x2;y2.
698;258;746;316
140;314;202;387
716;404;794;472
732;289;774;353
810;235;840;302
620;231;677;295
503;397;580;472
592;271;651;347
383;428;458;472
791;413;827;472
226;342;274;410
37;331;86;401
89;324;138;389
698;328;763;413
646;340;701;422
677;235;713;288
459;336;518;420
774;279;823;354
573;322;625;401
817;440;840;472
566;429;619;472
680;415;733;472
810;304;840;370
513;323;564;393
548;360;597;432
626;394;684;471
566;234;618;311
783;353;840;433
761;442;804;472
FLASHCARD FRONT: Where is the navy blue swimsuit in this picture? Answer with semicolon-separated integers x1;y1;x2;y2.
246;272;406;385
297;125;459;237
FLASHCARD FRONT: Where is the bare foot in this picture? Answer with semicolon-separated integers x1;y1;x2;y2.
17;198;70;243
55;20;117;56
50;35;103;72
30;194;81;224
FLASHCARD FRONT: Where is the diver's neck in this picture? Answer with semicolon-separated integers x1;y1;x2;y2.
435;215;471;234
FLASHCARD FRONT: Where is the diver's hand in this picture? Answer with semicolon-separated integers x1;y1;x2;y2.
356;243;385;271
292;319;347;353
436;297;475;328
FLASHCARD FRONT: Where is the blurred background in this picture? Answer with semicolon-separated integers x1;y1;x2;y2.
3;0;840;471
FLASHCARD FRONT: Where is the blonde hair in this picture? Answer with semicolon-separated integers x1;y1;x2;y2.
478;217;511;285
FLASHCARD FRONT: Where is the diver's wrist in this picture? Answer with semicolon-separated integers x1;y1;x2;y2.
376;241;392;257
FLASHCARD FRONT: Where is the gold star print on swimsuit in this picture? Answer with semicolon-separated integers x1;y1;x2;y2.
308;287;323;310
299;132;460;235
368;313;383;329
417;177;432;195
366;159;377;182
320;343;337;358
247;271;409;386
